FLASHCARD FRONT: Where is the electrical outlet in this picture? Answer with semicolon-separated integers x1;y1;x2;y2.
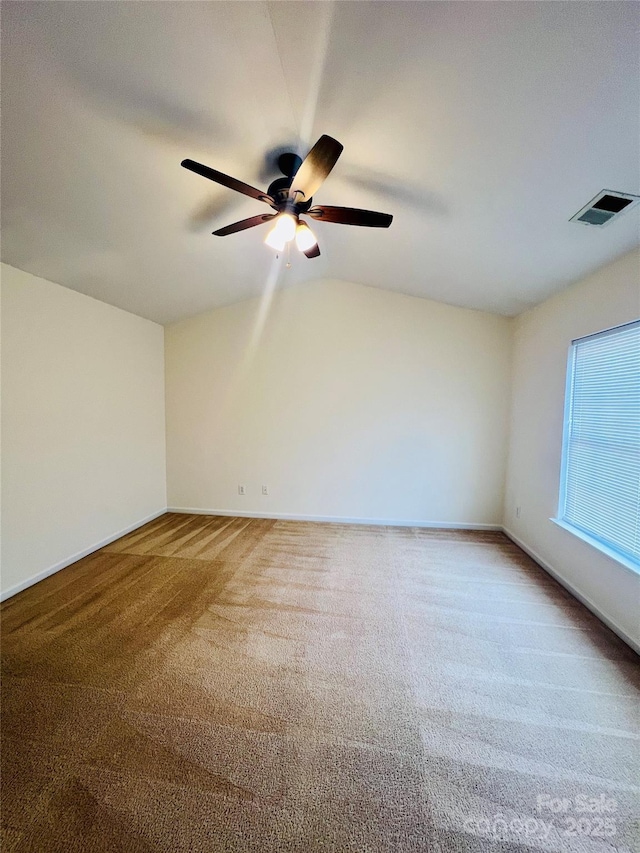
516;506;521;518
238;485;246;496
262;485;269;495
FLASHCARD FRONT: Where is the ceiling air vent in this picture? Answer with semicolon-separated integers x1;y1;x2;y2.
570;190;640;227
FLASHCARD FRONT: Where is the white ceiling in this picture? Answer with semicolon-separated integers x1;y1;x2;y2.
1;1;639;324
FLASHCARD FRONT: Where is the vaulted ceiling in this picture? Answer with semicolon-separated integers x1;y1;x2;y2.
1;1;638;323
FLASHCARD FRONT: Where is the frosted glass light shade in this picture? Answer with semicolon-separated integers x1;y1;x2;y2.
295;221;318;253
265;214;297;251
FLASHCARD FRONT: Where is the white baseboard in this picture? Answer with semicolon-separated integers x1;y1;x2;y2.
167;506;502;530
503;527;640;656
0;509;167;603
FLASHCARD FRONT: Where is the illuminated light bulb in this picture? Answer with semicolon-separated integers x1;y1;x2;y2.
295;221;318;253
264;213;297;251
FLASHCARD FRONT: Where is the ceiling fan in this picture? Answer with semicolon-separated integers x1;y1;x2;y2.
181;135;393;259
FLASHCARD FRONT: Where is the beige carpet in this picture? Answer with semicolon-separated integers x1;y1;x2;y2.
1;513;638;852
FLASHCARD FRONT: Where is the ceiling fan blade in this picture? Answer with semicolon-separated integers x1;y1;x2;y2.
307;205;393;228
181;159;275;206
288;135;343;202
212;213;276;236
303;242;321;259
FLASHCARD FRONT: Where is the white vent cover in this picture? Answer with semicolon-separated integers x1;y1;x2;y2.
570;190;640;227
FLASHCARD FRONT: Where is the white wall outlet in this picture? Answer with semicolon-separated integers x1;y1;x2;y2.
262;485;269;495
516;505;521;518
238;484;246;495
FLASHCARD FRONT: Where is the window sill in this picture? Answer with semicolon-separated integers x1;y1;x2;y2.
550;518;640;576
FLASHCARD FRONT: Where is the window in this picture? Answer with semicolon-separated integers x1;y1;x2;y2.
557;320;640;570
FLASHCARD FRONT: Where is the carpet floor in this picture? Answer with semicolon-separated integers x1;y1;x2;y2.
1;513;638;852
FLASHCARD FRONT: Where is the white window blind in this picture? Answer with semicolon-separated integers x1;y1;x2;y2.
559;320;640;567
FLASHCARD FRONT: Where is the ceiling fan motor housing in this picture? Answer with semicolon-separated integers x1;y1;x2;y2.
267;173;313;212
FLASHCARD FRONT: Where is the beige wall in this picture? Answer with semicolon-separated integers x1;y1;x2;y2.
504;249;640;648
1;264;167;597
165;279;512;526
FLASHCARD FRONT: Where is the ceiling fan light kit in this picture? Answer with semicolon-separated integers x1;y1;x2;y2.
295;221;318;253
264;213;297;251
181;135;393;260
